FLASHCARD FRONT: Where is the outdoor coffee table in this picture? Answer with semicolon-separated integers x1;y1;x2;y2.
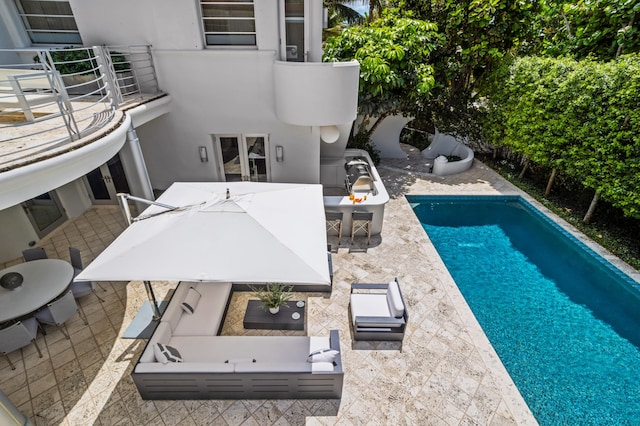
243;299;305;330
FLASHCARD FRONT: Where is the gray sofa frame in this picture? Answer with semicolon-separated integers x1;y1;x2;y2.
131;330;343;400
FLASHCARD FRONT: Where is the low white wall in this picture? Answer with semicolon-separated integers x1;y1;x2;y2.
368;115;413;159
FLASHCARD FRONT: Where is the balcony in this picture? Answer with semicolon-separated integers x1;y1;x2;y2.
0;46;166;173
273;60;359;127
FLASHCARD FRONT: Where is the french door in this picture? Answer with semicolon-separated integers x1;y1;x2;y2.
85;154;131;204
215;134;269;182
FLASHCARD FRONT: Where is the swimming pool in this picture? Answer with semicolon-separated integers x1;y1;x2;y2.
408;195;640;425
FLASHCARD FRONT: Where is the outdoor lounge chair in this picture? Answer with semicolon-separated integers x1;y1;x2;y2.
349;278;408;341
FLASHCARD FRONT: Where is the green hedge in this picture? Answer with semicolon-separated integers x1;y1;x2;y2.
482;55;640;218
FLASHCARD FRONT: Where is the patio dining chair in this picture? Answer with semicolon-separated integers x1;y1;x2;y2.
69;246;106;298
22;247;47;262
0;317;42;370
35;289;87;339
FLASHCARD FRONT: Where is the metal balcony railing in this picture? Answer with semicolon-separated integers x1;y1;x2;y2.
0;45;162;170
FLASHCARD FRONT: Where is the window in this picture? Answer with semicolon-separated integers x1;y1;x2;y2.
200;0;256;46
14;0;81;44
284;0;304;62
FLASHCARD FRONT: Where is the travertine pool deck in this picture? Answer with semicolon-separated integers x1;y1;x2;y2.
6;144;637;425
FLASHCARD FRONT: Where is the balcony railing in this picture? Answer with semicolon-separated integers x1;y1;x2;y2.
0;45;162;170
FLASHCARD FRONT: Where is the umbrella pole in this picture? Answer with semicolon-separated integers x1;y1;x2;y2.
143;280;162;320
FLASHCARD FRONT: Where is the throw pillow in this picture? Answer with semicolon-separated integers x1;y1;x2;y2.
181;287;201;314
386;280;405;318
154;343;183;364
307;348;339;363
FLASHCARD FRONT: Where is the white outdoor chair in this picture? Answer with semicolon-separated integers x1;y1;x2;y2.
0;318;42;370
35;289;87;339
22;247;47;262
69;246;106;299
349;278;408;341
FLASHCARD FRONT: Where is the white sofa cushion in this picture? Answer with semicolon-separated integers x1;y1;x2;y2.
172;282;232;336
386;280;405;318
135;362;234;373
225;358;256;364
350;293;391;324
234;361;313;373
181;288;201;314
168;335;312;363
311;362;336;372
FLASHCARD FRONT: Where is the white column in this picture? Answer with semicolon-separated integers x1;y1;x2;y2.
119;124;154;212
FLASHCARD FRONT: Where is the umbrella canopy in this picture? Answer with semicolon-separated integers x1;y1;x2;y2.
77;182;331;285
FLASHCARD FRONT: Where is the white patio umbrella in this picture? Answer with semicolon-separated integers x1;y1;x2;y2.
77;182;331;317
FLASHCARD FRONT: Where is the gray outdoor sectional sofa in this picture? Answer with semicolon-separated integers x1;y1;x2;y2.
131;281;344;400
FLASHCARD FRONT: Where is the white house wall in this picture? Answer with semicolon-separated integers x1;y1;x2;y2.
0;205;38;261
70;0;282;51
65;0;326;190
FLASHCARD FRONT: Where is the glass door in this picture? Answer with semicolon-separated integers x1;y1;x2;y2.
216;135;243;182
246;136;267;182
85;154;131;204
215;134;269;182
22;191;67;238
280;0;306;62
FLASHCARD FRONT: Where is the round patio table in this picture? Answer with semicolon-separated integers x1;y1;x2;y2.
0;259;74;323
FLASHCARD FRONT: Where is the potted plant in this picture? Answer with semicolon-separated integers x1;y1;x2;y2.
249;283;293;314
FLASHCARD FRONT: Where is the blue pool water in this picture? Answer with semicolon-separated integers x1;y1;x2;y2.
408;195;640;425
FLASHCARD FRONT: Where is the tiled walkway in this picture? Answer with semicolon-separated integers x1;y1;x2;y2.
8;144;632;425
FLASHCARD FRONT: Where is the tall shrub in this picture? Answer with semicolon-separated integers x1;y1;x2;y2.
482;55;640;218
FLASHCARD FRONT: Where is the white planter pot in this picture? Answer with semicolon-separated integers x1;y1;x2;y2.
269;306;280;314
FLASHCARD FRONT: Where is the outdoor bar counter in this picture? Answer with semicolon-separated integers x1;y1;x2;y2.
322;149;389;239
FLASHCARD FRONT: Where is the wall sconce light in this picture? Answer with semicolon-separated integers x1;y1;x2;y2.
276;145;284;162
199;146;208;163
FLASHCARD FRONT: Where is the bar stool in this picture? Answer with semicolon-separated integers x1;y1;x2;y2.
351;211;373;245
325;211;344;245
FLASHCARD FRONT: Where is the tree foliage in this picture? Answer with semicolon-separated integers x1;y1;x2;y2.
323;8;442;128
482;55;640;218
388;0;540;138
533;0;640;60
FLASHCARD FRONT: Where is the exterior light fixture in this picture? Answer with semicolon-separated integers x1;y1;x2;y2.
276;145;284;162
199;146;208;162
